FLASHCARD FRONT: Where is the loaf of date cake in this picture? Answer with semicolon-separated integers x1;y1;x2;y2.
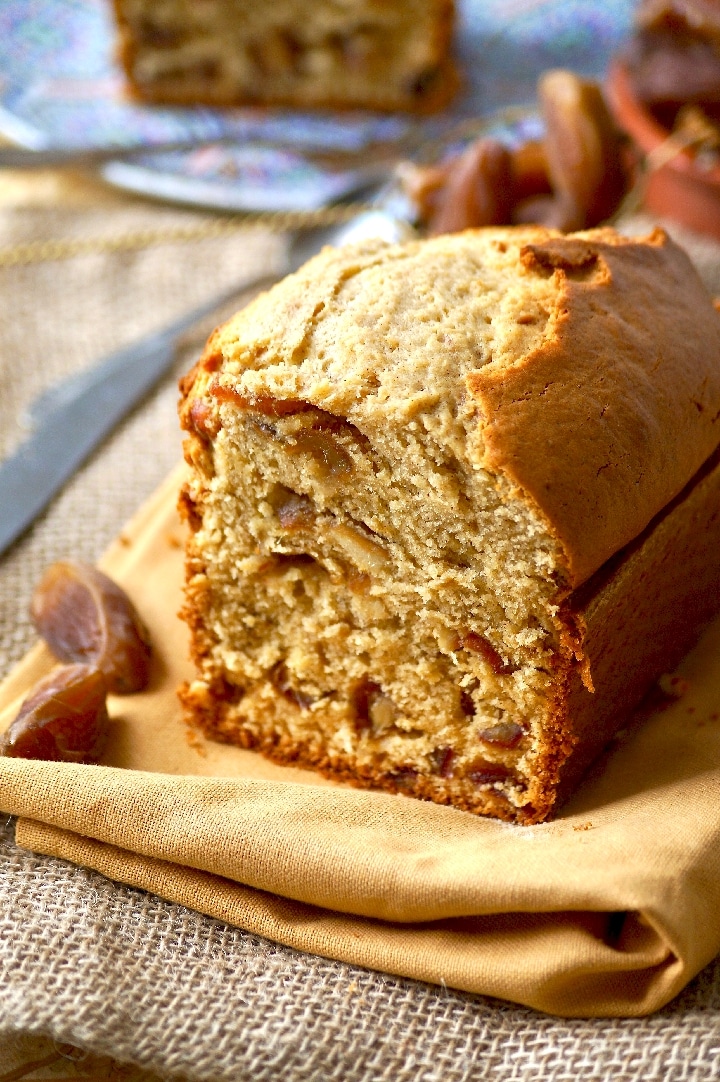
110;0;456;112
178;225;720;824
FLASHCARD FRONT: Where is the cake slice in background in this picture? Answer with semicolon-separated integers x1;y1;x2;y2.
110;0;456;112
178;225;720;823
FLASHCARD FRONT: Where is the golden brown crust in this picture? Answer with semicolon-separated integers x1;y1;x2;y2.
468;228;720;586
540;441;720;814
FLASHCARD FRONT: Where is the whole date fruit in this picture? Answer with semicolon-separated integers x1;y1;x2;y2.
1;664;108;763
538;69;627;229
427;138;514;236
31;561;152;694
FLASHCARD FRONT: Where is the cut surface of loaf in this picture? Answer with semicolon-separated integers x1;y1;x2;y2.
110;0;456;112
178;226;720;823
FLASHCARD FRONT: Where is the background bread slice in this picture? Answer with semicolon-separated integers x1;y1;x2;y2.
110;0;457;112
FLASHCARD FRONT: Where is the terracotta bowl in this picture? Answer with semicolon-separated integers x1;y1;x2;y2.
606;59;720;239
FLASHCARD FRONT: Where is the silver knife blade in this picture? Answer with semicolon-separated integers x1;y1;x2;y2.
0;276;276;557
24;275;276;427
0;207;411;558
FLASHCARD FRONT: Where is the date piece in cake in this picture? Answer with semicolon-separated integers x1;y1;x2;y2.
110;0;456;113
178;226;720;823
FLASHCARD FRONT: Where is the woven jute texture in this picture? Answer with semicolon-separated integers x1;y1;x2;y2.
2;199;720;1079
3;810;720;1082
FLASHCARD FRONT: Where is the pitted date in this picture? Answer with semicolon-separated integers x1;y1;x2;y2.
426;137;513;236
467;758;513;785
538;69;626;229
31;561;152;694
1;664;108;763
478;721;525;748
459;632;516;675
430;745;455;778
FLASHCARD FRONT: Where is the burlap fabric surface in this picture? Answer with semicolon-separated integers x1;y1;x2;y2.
3;183;720;1078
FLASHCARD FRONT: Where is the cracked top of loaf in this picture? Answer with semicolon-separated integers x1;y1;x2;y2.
183;225;720;588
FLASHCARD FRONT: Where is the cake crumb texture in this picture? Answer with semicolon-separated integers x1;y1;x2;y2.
178;226;720;822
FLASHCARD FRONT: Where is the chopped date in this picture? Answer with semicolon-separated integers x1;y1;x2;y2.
460;689;476;716
350;675;383;731
459;632;515;675
478;721;525;748
31;561;152;695
410;65;441;98
430;745;455;778
138;17;184;48
248;416;279;438
251;28;302;77
273;491;313;528
288;428;353;477
269;662;314;709
208;384;312;416
386;766;418;790
1;664;108;763
467;759;512;785
207;385;359;477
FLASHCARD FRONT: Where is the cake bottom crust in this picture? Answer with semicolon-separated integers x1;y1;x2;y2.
178;680;525;823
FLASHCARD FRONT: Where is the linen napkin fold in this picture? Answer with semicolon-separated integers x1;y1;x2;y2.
1;466;720;1019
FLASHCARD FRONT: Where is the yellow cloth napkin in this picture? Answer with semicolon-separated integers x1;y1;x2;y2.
1;465;720;1019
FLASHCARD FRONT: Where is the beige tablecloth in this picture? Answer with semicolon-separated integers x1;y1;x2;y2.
2;172;720;1079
